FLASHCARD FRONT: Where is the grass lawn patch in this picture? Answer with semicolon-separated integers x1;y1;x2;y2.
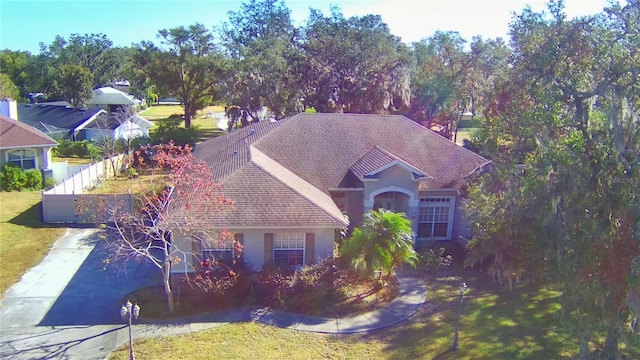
53;157;96;165
455;128;477;146
86;169;169;195
109;265;640;359
142;105;226;143
141;104;224;120
0;191;67;296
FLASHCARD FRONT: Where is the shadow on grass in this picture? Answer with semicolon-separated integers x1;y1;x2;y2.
357;266;577;359
8;201;93;229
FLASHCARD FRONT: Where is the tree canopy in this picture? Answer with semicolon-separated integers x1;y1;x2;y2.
464;1;640;358
131;23;227;128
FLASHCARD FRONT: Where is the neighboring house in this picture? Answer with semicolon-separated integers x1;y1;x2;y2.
89;87;137;113
83;114;153;140
0;114;58;174
168;113;491;273
17;104;152;141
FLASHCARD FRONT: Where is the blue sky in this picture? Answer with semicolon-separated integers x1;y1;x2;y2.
0;0;616;54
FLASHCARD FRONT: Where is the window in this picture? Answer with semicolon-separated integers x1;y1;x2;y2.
274;232;305;266
202;240;234;267
7;149;37;169
418;196;454;239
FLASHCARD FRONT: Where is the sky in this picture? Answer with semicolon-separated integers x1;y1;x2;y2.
0;0;618;54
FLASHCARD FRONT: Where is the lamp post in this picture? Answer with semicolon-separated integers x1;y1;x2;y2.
120;300;140;360
451;282;468;351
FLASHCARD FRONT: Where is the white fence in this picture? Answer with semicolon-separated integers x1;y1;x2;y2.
42;154;135;223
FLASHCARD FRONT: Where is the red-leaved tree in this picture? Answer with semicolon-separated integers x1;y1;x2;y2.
97;142;237;313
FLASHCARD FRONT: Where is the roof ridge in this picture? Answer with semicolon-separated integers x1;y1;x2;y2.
250;145;348;226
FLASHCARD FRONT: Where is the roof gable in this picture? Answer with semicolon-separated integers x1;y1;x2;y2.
0;115;58;149
350;145;431;180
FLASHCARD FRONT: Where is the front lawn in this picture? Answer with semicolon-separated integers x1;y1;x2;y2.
109;265;640;360
0;191;67;296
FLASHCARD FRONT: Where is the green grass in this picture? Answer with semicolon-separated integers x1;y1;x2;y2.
0;191;67;296
110;266;639;359
141;104;226;143
455;128;477;146
141;104;224;120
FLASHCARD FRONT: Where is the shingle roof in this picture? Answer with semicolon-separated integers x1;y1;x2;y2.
0;115;58;149
178;163;347;228
90;87;136;105
187;113;490;228
17;104;106;130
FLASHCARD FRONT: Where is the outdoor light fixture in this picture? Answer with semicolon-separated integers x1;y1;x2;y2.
120;300;140;360
451;282;468;351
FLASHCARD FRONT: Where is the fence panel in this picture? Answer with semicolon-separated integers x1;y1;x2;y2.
42;154;131;223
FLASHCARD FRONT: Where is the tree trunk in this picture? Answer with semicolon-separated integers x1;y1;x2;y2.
604;324;620;360
184;102;192;128
163;256;175;313
577;332;591;360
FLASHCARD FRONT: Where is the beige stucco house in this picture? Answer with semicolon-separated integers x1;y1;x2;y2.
169;113;490;273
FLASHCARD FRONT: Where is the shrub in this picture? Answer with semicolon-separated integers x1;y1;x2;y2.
258;258;345;313
418;246;453;275
53;139;101;159
151;118;201;147
0;165;43;191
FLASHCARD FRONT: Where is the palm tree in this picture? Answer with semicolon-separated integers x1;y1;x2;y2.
341;209;419;280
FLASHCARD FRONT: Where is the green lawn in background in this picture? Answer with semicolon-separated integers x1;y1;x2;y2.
110;266;637;360
0;191;67;296
141;104;227;143
140;104;225;120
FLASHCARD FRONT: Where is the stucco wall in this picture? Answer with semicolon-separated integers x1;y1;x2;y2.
362;165;419;204
170;227;336;274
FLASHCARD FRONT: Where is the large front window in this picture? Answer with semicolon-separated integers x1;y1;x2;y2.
418;197;454;239
274;232;305;266
7;149;37;169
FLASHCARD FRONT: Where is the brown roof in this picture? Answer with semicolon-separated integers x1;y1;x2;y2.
0;115;58;149
190;113;490;228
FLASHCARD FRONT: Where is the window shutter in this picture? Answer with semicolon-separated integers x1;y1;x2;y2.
264;233;273;266
234;233;244;263
191;236;202;271
305;232;315;266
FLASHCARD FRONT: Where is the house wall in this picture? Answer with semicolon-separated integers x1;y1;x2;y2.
346;190;364;229
360;165;421;234
362;165;419;205
84;128;114;141
170;227;336;274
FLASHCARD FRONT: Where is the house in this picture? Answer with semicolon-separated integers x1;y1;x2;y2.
168;113;490;273
82;114;153;140
0;112;57;175
89;87;137;113
17;104;152;141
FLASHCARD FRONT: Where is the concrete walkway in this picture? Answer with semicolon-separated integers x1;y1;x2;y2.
0;229;426;359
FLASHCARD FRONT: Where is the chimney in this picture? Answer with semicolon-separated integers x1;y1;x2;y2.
0;99;18;120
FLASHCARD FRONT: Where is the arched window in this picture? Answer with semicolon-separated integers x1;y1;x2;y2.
7;149;37;169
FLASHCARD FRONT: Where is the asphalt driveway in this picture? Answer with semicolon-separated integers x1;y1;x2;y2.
0;228;162;359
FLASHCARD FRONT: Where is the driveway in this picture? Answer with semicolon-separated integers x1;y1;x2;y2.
0;228;163;359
